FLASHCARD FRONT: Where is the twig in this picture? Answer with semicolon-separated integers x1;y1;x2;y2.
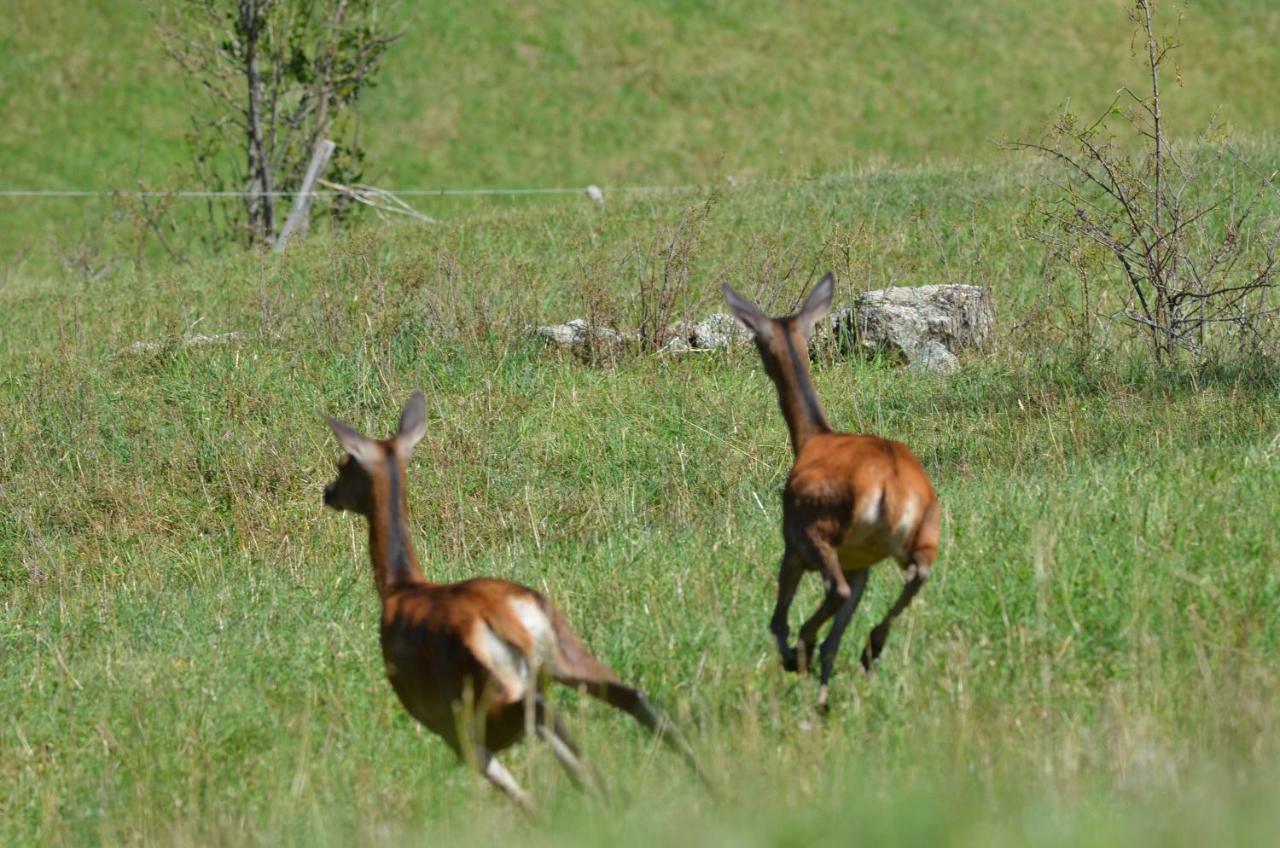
316;178;436;223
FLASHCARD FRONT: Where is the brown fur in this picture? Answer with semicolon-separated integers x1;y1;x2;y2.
723;274;940;709
323;392;712;811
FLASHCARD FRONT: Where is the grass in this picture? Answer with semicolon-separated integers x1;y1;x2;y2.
2;161;1279;844
4;1;1280;843
4;0;1280;265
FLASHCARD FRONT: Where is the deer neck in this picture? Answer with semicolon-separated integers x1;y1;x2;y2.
366;453;428;599
770;332;833;456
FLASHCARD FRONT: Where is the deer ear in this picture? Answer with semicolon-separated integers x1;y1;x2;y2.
396;391;428;453
327;417;381;468
795;272;835;341
721;282;773;340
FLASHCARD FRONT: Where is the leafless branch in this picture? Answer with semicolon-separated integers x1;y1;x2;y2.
1009;1;1279;359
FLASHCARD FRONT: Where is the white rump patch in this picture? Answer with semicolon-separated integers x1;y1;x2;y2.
473;598;556;704
477;624;530;702
856;489;884;527
510;597;557;667
895;497;919;538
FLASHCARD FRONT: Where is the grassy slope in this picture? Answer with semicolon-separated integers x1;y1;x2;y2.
2;169;1278;844
3;0;1280;844
3;0;1280;263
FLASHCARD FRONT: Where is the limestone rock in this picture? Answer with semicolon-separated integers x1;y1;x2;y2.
830;284;992;365
659;333;694;353
655;313;751;352
534;319;636;358
675;313;752;350
689;313;751;350
125;331;247;355
906;340;960;375
534;284;990;368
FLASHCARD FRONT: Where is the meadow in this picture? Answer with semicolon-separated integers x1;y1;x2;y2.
3;1;1280;845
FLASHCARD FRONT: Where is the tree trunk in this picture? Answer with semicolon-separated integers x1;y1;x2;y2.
242;0;275;245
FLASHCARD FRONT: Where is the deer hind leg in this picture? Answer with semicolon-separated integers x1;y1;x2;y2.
794;583;841;676
584;679;718;797
547;610;717;796
814;568;871;710
860;557;931;672
533;694;610;800
476;746;539;818
861;500;939;672
771;548;804;672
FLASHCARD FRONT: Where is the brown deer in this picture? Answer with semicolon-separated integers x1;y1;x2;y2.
323;392;711;814
722;273;940;710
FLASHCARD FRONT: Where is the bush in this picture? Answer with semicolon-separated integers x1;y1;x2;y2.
1013;0;1280;361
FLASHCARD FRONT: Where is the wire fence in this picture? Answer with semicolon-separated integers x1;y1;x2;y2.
0;184;697;199
0;163;1017;202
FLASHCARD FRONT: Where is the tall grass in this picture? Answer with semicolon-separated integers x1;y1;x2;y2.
3;167;1278;843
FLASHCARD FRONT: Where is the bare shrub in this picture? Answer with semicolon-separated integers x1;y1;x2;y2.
1011;0;1280;360
632;192;719;351
49;233;120;287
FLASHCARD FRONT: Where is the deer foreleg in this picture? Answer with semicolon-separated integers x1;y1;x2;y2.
815;568;871;709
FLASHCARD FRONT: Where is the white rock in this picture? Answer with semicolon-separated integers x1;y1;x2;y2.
907;340;960;375
830;284;992;363
689;313;752;349
125;331;246;355
660;335;694;353
534;319;635;357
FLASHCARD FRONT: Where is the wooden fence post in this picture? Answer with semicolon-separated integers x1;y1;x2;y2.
274;139;337;252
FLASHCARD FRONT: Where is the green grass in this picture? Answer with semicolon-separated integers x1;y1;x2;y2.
2;162;1279;844
4;0;1280;265
4;1;1280;843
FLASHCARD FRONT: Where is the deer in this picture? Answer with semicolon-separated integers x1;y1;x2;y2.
722;273;940;711
322;391;712;815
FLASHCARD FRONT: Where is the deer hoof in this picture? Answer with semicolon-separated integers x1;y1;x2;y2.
815;686;831;715
780;648;799;673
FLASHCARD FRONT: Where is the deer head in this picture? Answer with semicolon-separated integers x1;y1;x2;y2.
324;391;428;516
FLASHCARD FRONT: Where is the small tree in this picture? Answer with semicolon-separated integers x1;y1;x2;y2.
1012;0;1280;360
156;0;396;247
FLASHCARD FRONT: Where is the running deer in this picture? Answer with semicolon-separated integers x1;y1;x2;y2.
722;274;940;710
323;392;711;814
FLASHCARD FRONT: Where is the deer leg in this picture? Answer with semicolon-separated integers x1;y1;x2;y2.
790;537;849;674
585;681;718;797
476;746;538;818
794;581;843;677
805;536;852;600
550;636;717;797
534;695;609;800
815;568;871;710
771;548;804;672
860;561;930;672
